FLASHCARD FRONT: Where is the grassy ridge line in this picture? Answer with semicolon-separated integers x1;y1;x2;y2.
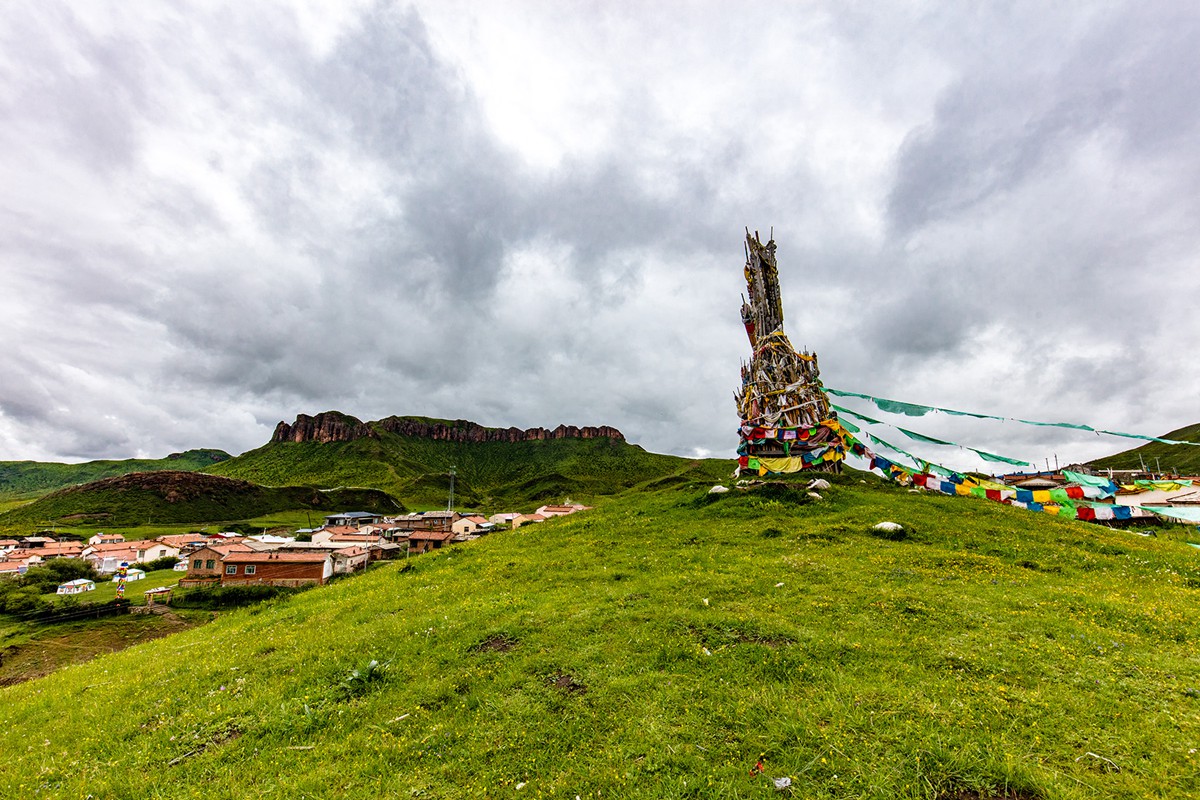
2;474;1198;797
208;434;728;508
0;449;232;501
1088;422;1200;474
0;473;402;532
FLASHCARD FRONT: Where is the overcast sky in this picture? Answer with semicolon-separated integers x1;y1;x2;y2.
2;1;1199;473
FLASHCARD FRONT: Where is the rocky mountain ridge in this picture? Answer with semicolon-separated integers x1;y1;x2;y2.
271;411;624;445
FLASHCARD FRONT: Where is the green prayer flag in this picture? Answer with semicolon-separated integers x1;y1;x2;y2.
1016;419;1096;431
1142;506;1200;524
897;427;956;447
942;408;1005;420
831;404;884;426
874;398;931;416
970;448;1031;466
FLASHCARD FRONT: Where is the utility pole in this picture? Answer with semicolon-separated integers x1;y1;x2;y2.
447;467;456;513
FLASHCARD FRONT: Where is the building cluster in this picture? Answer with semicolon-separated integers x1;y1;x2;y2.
0;503;590;587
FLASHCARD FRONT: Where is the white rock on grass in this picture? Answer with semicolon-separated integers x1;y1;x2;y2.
807;492;822;500
807;478;831;490
708;485;729;494
872;521;904;533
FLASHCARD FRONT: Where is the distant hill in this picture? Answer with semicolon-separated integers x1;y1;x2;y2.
207;412;731;508
1087;422;1200;475
0;470;403;530
0;449;232;501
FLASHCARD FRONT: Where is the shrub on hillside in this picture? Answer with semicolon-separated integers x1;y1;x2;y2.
19;559;101;593
171;584;301;609
135;556;181;572
0;584;54;615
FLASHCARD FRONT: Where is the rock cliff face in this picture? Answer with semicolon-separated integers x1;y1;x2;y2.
271;413;624;444
375;417;624;443
271;412;379;444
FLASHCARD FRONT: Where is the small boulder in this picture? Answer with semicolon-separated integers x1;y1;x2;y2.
807;478;831;491
708;485;730;494
870;521;909;541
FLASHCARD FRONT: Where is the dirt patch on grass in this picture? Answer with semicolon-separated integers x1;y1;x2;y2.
0;611;202;687
168;725;243;766
548;672;587;695
937;789;1039;800
472;633;518;653
688;623;794;649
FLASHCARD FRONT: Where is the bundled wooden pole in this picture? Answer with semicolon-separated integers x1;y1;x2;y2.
735;231;848;476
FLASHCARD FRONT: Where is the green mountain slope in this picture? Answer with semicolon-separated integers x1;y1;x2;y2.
209;422;730;508
2;474;1197;797
0;470;402;530
1088;422;1200;474
0;449;231;501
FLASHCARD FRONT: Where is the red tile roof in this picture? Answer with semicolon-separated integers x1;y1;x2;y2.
408;531;455;541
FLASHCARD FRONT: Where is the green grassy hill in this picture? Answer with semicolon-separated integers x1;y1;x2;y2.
1088;423;1200;475
0;471;403;531
2;473;1198;798
0;449;232;501
209;424;729;508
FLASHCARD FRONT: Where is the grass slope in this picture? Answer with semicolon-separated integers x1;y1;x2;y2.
0;449;232;501
3;474;1199;798
0;471;403;532
1089;422;1200;475
209;430;729;508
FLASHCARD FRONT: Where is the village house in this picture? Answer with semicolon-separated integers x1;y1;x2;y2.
221;551;333;587
310;525;363;543
0;560;29;578
81;540;177;572
389;511;460;533
0;539;19;551
488;512;520;525
321;531;387;547
181;542;257;585
323;511;383;528
360;521;400;536
406;530;454;554
87;533;125;546
20;536;57;548
330;546;370;574
511;513;546;529
421;510;459;528
133;541;180;563
81;543;141;574
0;550;47;576
451;515;489;535
29;541;85;560
535;504;584;518
372;541;404;560
156;533;213;552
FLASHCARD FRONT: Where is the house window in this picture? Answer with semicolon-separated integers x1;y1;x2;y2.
245;565;256;575
225;565;237;575
206;559;215;569
193;559;202;569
